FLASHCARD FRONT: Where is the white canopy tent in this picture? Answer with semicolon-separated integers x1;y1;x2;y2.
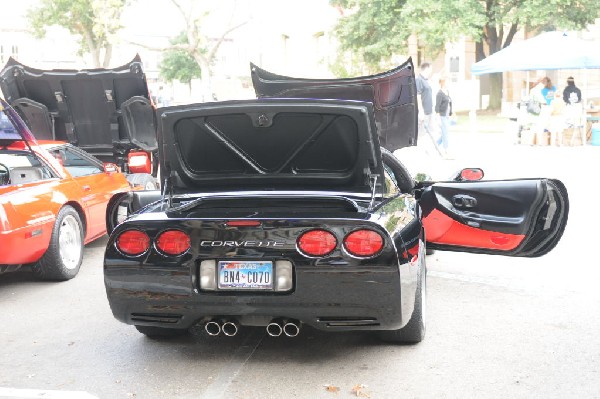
471;31;600;74
471;31;600;105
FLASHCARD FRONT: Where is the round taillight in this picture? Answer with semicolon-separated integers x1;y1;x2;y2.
116;230;150;256
297;229;337;257
156;230;191;256
344;229;384;257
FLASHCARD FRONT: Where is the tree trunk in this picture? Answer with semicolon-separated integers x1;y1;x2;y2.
91;47;101;68
192;55;213;102
475;41;486;62
489;72;503;110
102;44;113;68
83;30;101;67
486;31;503;110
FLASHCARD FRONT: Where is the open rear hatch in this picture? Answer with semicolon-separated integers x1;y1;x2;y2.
0;55;156;162
250;58;417;151
157;99;385;195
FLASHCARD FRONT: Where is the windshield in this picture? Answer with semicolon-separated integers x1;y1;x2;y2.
0;151;44;168
0;109;20;141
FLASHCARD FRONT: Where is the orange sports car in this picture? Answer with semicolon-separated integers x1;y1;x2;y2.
0;98;132;280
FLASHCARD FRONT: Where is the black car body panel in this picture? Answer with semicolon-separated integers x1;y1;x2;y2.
250;58;418;151
103;59;569;342
104;192;422;331
0;56;157;166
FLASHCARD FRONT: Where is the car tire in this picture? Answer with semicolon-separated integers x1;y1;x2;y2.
106;192;133;234
426;248;436;256
127;173;158;190
380;147;415;193
379;265;426;344
32;205;84;281
135;325;189;339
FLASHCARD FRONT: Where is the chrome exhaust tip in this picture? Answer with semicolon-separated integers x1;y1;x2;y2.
205;320;221;336
266;321;283;337
283;321;300;337
222;321;239;337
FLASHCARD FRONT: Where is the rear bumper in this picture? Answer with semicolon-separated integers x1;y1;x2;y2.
104;261;409;332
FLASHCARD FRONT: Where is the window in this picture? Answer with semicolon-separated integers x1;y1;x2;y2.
49;147;102;177
0;109;19;140
0;151;55;185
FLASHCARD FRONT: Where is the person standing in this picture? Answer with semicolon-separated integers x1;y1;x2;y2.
529;79;550;145
435;78;452;156
416;62;440;155
562;76;585;145
541;77;557;105
563;76;582;104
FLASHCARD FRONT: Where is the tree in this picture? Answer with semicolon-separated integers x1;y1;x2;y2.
132;0;246;101
159;33;202;89
28;0;127;68
332;0;600;109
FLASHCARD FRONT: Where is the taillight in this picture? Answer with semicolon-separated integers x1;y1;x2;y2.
156;230;191;256
128;151;151;174
225;220;261;227
297;229;337;257
116;230;150;256
344;229;384;257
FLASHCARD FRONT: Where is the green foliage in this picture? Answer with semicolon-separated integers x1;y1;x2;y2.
332;0;412;72
27;0;126;65
29;0;94;38
332;0;600;64
159;33;202;84
332;0;600;107
399;0;484;51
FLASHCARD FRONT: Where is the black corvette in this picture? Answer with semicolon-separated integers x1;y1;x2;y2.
103;59;568;343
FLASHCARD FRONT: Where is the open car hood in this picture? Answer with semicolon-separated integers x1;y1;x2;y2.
158;99;384;194
0;55;156;155
250;58;418;151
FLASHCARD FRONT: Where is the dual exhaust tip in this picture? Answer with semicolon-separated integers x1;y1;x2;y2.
204;318;301;337
205;320;239;337
267;319;300;337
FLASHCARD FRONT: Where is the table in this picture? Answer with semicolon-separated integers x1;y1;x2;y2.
586;109;600;140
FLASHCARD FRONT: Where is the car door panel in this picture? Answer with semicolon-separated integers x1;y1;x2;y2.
420;179;568;257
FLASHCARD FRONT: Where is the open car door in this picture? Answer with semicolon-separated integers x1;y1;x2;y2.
419;179;568;257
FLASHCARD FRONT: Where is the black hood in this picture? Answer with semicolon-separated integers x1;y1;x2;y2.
157;99;384;194
250;58;418;151
0;55;156;156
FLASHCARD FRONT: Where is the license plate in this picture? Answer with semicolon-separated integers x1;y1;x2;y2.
218;261;273;290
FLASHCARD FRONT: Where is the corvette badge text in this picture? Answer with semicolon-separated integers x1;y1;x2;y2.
200;241;285;247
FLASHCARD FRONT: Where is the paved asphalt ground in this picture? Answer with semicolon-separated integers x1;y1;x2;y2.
1;131;600;398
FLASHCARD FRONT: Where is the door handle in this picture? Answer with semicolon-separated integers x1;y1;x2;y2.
452;194;477;209
82;185;91;191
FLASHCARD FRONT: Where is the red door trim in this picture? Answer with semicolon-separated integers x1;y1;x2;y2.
423;209;525;251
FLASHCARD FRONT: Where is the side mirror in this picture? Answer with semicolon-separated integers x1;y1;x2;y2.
103;163;119;174
454;168;484;182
